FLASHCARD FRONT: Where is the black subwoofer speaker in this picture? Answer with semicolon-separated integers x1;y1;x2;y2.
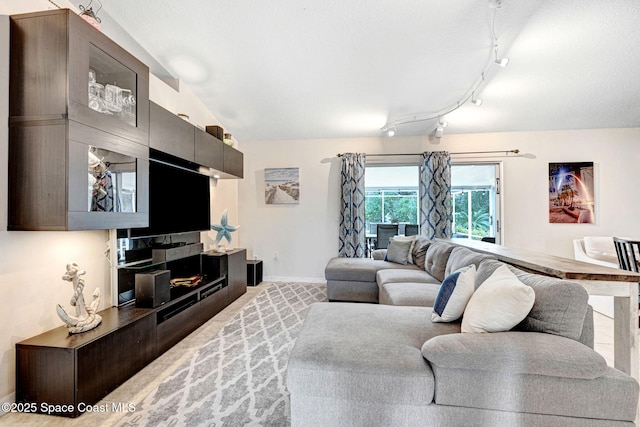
135;269;171;308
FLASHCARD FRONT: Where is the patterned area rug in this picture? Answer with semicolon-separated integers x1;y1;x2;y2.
117;282;326;427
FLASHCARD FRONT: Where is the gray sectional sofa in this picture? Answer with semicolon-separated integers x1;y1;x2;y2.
287;238;640;426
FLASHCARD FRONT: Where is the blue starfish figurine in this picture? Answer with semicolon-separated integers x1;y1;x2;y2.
211;209;239;247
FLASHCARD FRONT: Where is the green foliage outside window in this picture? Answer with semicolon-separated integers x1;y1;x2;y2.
366;189;418;230
453;190;491;238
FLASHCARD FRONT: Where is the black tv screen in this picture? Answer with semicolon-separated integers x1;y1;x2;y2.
130;160;211;238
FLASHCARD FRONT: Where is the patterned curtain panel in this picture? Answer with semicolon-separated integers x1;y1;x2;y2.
339;153;366;258
419;151;452;239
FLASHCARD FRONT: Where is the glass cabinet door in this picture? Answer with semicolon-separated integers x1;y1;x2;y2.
88;44;137;127
88;146;137;213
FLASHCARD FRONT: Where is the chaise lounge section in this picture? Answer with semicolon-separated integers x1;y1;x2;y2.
288;238;640;426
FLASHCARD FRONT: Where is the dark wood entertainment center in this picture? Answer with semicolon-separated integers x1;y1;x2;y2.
16;249;247;417
9;9;247;417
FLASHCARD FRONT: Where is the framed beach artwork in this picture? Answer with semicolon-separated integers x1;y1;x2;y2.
265;168;300;204
548;162;594;223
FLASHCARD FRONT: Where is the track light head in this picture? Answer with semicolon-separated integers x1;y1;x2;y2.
495;57;509;67
471;96;482;106
387;125;396;137
434;126;444;139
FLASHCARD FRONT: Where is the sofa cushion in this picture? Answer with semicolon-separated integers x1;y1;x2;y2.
325;257;420;283
287;303;460;407
475;260;589;341
511;268;589;341
444;246;496;277
432;264;476;322
376;268;439;286
411;236;432;270
384;238;413;265
424;241;455;282
326;280;379;303
462;265;535;333
379;282;441;307
422;332;607;379
423;332;637;423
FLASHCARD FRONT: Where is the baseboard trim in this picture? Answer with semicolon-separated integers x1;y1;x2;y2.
0;392;15;416
264;276;326;284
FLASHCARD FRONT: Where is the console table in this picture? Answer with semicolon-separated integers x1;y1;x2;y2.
446;239;640;381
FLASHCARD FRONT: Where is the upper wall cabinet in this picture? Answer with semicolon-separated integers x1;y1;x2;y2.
8;9;150;231
9;9;150;144
149;101;195;162
149;101;243;178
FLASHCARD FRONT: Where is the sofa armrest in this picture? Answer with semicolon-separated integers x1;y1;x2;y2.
421;331;607;380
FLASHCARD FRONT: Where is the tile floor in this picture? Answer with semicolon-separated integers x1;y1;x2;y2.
0;286;636;426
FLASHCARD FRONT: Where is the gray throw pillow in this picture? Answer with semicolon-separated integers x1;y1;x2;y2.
412;237;431;270
385;239;413;265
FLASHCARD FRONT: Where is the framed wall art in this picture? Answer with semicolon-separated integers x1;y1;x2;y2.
548;162;594;223
265;168;300;204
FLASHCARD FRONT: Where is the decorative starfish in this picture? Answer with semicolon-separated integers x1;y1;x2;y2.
211;209;239;246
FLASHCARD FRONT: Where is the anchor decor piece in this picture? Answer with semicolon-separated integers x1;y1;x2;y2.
56;262;102;334
210;209;239;251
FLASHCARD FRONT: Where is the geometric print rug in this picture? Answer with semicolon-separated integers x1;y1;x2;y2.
116;282;327;427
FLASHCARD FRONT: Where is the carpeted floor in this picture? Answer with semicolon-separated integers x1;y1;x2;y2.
116;282;326;427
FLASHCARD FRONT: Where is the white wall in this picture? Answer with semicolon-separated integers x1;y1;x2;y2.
238;128;640;281
0;4;238;403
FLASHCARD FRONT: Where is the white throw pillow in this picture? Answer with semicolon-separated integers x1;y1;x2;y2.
391;235;416;264
431;264;476;322
462;264;535;333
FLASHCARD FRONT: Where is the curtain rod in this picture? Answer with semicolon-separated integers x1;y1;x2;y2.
337;149;519;157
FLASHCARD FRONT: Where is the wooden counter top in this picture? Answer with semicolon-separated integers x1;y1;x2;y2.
442;238;640;283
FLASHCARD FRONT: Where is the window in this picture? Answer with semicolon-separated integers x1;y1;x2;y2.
365;166;419;234
451;164;500;241
364;162;501;243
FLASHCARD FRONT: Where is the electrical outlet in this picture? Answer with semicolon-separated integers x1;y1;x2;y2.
274;251;279;259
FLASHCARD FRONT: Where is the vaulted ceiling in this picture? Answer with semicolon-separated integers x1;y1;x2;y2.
68;0;640;141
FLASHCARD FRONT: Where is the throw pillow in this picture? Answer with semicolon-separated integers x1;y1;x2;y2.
391;235;416;264
462;264;535;333
412;237;431;270
431;264;476;322
384;238;413;265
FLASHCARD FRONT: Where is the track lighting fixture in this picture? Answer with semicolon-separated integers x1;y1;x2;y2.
494;45;509;67
495;57;509;67
387;125;396;137
380;1;505;136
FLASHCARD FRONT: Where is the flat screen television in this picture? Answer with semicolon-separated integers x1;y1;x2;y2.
128;159;211;238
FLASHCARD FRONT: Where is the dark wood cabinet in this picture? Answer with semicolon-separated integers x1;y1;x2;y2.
8;9;150;231
223;144;244;178
16;248;248;417
202;249;247;301
155;277;227;354
195;127;224;171
16;307;155;417
149;101;243;178
149;101;195;162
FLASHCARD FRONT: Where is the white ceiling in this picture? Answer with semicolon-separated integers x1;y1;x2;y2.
70;0;640;141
